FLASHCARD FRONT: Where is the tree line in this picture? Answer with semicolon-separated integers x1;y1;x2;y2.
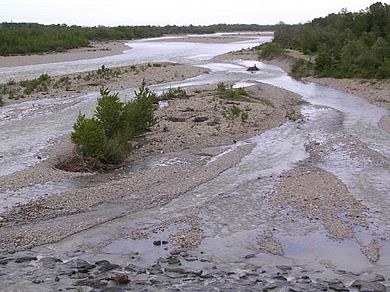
272;2;390;78
0;22;276;56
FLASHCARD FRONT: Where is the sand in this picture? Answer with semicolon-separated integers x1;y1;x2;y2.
0;41;130;68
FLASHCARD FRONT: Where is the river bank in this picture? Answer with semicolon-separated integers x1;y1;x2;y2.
0;41;130;68
0;62;206;107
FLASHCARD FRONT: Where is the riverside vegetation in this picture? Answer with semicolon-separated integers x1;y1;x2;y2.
260;2;390;79
0;22;277;56
71;81;157;165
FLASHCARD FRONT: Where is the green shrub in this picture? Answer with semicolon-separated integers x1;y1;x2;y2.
159;86;187;100
290;59;314;79
20;73;52;95
259;43;284;59
223;104;249;122
71;81;157;164
216;82;249;101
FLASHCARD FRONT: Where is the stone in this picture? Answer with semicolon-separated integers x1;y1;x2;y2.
95;260;121;272
39;257;62;269
351;280;386;292
276;265;292;271
193;117;209;123
65;259;95;272
328;281;349;291
15;256;38;263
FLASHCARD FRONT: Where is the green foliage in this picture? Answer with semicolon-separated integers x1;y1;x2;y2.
272;2;390;78
71;82;157;164
84;65;123;81
223;104;249;122
259;43;285;59
290;59;314;79
19;73;52;94
217;82;250;101
0;22;278;56
159;87;187;100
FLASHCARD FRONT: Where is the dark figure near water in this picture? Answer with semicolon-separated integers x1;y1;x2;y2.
247;65;259;72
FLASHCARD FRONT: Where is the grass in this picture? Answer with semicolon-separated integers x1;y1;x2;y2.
159;87;187;100
216;82;250;101
223;104;249;123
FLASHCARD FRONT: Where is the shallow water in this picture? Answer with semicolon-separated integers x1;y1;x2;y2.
0;34;389;274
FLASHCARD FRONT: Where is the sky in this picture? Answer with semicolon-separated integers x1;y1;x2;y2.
0;0;389;26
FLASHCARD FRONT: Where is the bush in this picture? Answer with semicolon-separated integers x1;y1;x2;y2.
20;73;52;94
71;81;157;164
159;86;187;100
259;43;284;59
290;59;314;79
223;105;249;122
216;82;249;101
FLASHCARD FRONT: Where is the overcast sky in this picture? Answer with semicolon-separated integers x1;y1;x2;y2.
0;0;388;26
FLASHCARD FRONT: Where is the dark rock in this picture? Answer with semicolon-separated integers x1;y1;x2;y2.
153;240;162;246
65;258;95;272
328;280;349;291
272;275;287;281
193;116;209;123
351;280;386;292
247;65;259;72
95;260;121;272
15;256;38;263
0;259;9;265
370;274;385;282
55;276;60;282
161;240;169;245
245;254;256;259
166;116;185;122
32;279;44;284
276;265;292;271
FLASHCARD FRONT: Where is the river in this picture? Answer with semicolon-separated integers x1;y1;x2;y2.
0;33;389;287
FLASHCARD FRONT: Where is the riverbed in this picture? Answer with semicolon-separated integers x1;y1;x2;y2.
0;33;389;291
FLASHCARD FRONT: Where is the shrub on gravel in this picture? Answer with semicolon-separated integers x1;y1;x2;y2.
71;81;157;164
159;86;187;100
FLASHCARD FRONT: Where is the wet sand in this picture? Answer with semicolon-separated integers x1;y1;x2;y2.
0;41;130;68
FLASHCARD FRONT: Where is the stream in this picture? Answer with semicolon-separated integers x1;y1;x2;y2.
0;34;390;286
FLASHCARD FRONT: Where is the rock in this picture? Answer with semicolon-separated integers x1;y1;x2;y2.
166;256;180;265
193;116;209;123
245;254;256;259
166;116;185;122
0;259;9;265
75;278;107;288
15;256;38;263
111;274;129;284
247;65;259;72
65;258;95;272
32;279;44;284
351;280;386;292
153;240;162;246
39;257;62;269
328;281;349;291
101;288;124;292
370;274;385;282
95;260;121;272
276;265;292;271
124;264;145;274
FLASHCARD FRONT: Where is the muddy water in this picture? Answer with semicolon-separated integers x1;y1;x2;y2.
1;35;390;277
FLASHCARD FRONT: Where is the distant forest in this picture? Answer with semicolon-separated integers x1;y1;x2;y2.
272;2;390;78
0;23;276;56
